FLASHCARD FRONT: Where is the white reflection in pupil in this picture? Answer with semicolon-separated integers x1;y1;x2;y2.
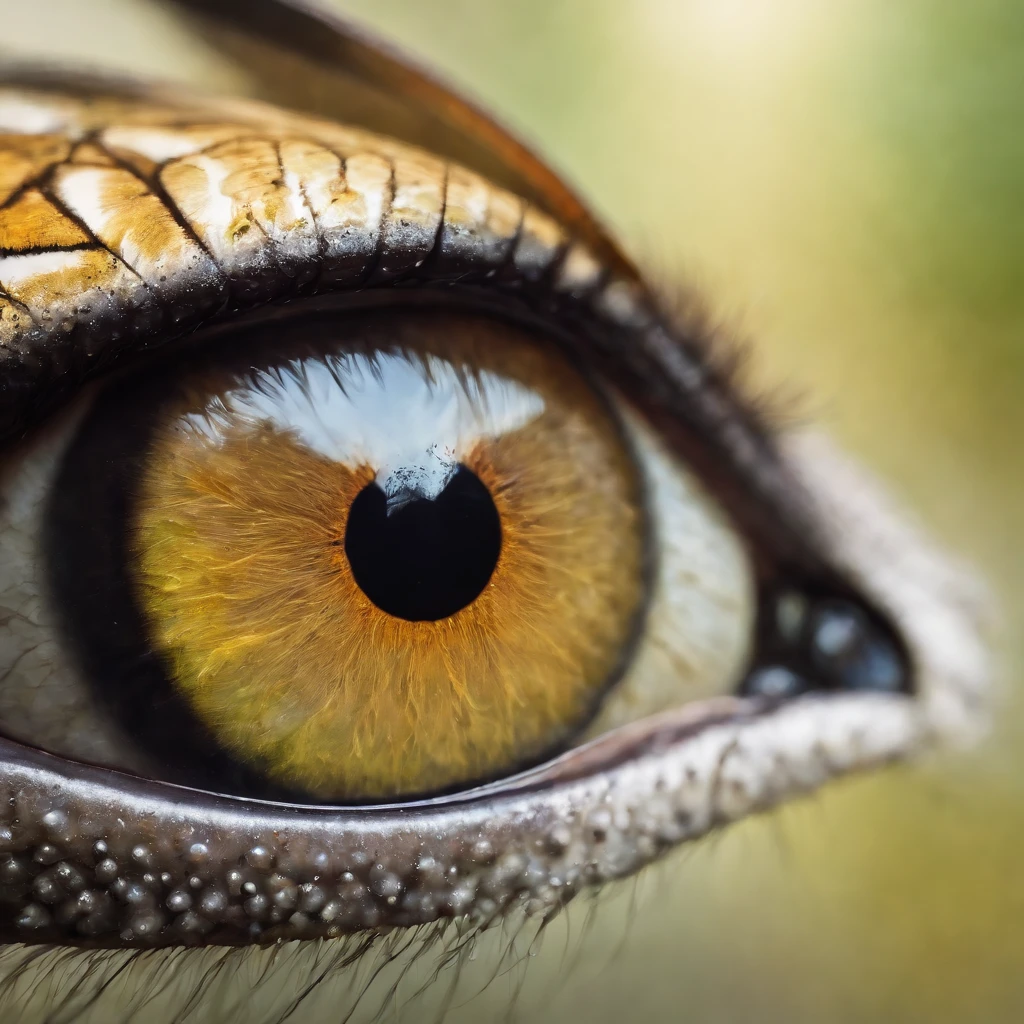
185;351;546;511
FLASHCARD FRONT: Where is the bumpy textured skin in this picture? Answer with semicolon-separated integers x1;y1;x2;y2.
0;694;911;946
0;82;989;947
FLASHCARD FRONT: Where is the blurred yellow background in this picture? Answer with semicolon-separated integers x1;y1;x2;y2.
5;1;1024;1020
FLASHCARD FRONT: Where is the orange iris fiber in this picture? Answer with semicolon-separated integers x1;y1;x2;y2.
132;314;645;799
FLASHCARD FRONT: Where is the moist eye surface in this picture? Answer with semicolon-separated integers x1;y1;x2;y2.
44;308;650;802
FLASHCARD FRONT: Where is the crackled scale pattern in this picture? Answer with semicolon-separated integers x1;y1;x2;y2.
0;87;551;356
0;88;534;432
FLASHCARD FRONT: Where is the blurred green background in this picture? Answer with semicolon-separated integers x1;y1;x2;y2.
6;1;1024;1020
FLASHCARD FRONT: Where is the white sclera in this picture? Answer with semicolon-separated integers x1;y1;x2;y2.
584;409;755;736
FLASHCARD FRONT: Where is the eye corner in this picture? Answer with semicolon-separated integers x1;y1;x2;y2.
779;429;994;749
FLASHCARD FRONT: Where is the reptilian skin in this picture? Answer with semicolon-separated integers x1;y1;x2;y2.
0;83;568;431
0;80;989;948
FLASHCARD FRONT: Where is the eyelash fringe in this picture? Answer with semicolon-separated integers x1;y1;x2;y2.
648;271;812;438
0;895;641;1024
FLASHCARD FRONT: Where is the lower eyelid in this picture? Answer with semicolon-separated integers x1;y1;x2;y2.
0;685;916;948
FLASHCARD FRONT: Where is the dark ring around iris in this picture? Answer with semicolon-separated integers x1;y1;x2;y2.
41;304;657;804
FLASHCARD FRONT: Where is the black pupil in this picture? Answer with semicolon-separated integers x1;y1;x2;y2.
344;465;502;622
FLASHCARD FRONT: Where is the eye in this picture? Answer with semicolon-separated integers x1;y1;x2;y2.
0;1;988;956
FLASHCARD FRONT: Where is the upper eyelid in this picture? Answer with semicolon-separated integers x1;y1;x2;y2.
0;72;831;585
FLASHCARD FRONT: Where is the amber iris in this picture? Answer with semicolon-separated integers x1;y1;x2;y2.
130;312;646;800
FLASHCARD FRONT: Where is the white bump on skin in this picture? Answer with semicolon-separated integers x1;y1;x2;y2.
555;243;604;295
